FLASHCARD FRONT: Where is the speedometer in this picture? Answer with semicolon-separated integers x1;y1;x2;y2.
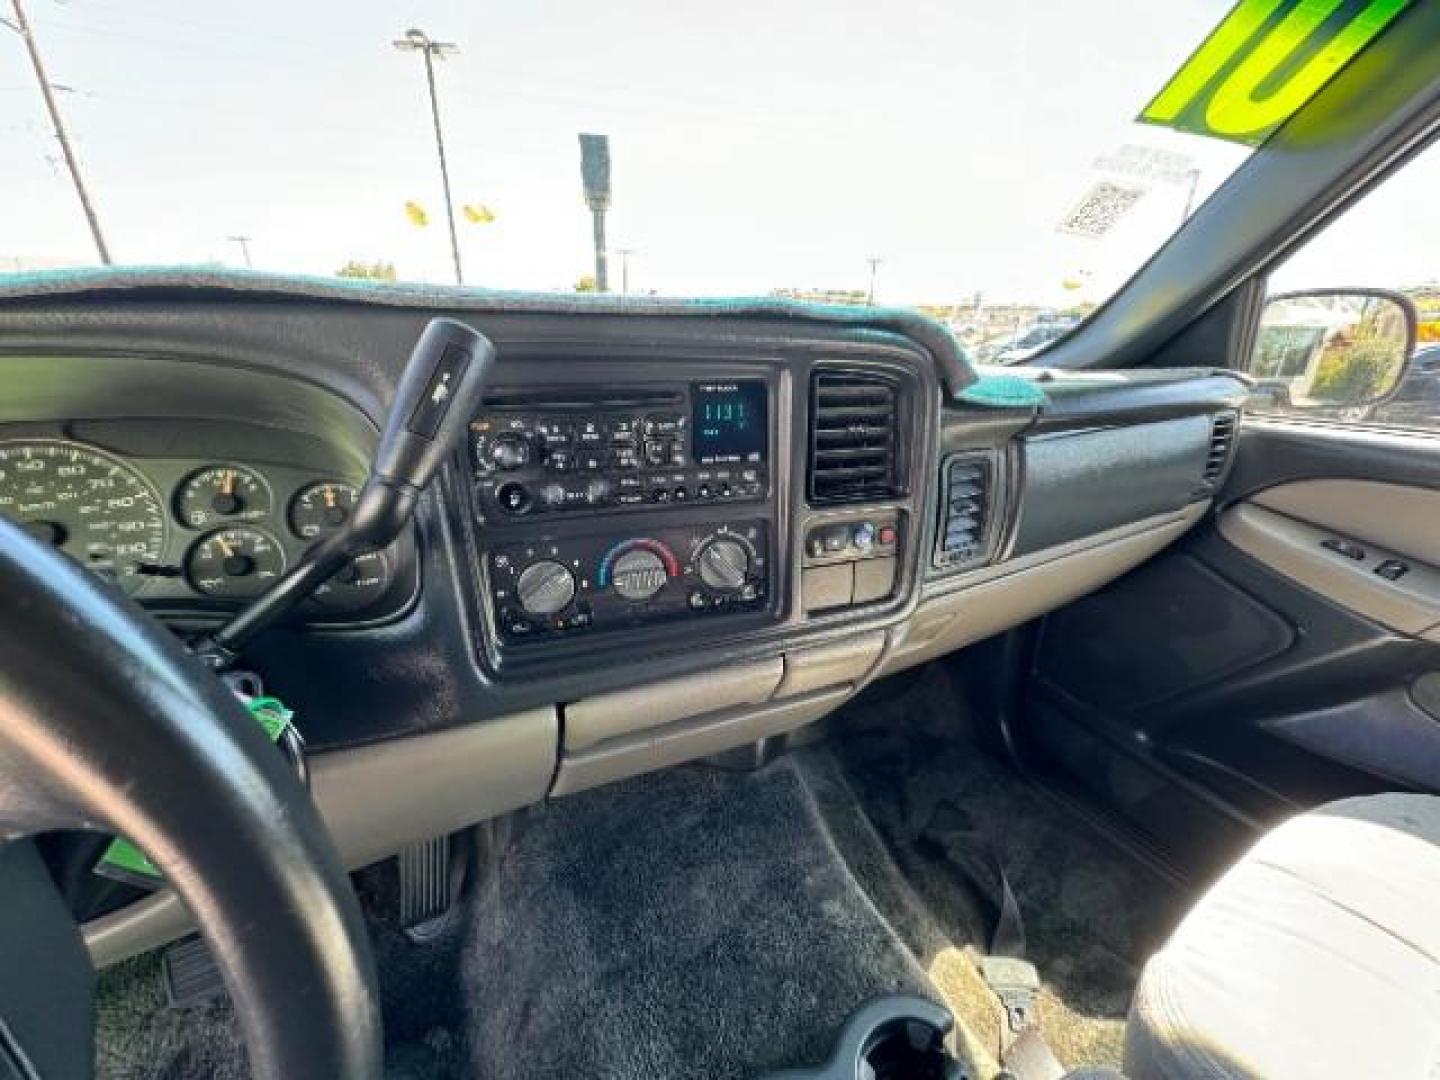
0;440;168;595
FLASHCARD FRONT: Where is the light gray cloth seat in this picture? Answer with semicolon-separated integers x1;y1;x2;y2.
1125;793;1440;1079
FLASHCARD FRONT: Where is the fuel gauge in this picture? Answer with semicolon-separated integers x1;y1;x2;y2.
176;466;272;528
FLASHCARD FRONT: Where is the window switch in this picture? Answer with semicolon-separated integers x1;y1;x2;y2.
1322;537;1366;561
1374;559;1410;582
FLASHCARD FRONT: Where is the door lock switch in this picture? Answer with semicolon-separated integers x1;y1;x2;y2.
1322;537;1366;561
1374;559;1410;582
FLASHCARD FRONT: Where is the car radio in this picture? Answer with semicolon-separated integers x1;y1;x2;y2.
469;380;769;519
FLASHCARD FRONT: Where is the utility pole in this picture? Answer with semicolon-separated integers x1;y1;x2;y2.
615;247;635;296
393;28;463;286
866;257;883;306
7;0;111;264
228;235;253;268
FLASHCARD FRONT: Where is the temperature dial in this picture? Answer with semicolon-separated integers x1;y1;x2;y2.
697;537;752;591
599;539;680;603
290;481;359;538
516;559;576;615
611;549;668;602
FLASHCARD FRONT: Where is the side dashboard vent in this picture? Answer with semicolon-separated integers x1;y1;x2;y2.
936;454;994;568
808;371;901;504
1201;411;1238;488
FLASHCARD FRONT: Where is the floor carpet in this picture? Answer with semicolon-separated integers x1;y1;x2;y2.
801;661;1188;1069
93;661;1183;1078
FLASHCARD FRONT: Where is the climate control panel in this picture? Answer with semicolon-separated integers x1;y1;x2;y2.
485;520;770;642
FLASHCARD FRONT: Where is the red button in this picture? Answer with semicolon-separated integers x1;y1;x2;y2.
878;525;897;545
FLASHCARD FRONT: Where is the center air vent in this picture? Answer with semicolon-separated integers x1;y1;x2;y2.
808;371;901;504
936;454;994;568
1201;411;1238;488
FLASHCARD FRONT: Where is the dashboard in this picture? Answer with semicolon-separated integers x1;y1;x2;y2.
0;274;1248;965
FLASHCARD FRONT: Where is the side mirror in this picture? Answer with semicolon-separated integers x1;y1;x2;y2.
1245;289;1416;413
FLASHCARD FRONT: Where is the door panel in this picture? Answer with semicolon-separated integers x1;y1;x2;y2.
1020;417;1440;866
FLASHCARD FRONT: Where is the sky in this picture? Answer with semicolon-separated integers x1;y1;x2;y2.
1;0;1434;306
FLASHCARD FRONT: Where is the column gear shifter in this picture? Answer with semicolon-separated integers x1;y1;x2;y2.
194;317;496;667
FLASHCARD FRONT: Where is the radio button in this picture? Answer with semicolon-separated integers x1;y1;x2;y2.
496;482;532;515
611;447;641;470
644;415;683;436
577;452;606;472
643;438;671;467
546;450;574;473
575;421;605;446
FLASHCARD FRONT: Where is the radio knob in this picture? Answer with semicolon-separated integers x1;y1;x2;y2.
489;433;532;470
697;537;751;591
516;559;576;616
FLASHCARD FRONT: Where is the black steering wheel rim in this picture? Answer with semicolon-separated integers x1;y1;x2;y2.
0;517;382;1079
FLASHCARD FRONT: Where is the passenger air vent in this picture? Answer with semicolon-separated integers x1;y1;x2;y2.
1201;411;1238;488
936;454;994;569
808;371;901;504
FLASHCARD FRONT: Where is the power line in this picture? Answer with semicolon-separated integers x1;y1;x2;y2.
6;0;111;264
393;27;463;286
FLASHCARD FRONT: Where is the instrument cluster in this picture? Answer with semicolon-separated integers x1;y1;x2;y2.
0;438;399;617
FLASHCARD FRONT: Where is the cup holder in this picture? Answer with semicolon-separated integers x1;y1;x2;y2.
762;995;965;1080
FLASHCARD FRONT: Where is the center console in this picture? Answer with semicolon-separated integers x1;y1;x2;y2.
466;374;782;654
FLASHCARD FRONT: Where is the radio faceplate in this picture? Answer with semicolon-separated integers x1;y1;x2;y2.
486;519;770;642
469;380;769;521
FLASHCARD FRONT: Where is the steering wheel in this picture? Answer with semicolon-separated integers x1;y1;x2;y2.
0;517;382;1079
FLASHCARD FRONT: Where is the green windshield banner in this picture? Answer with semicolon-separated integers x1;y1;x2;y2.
1140;0;1414;146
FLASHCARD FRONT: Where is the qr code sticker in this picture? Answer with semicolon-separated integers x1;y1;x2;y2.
1057;181;1146;238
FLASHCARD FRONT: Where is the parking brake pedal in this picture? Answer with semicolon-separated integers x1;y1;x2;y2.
162;935;227;1010
398;834;454;939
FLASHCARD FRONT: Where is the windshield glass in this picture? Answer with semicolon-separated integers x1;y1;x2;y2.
4;1;1255;350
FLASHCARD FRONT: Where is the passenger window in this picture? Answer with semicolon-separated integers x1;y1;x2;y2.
1245;139;1440;434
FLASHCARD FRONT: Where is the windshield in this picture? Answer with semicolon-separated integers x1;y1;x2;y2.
4;1;1255;350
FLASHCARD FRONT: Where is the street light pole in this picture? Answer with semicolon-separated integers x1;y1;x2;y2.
866;257;883;306
393;28;463;286
7;0;111;264
228;235;253;268
615;247;634;296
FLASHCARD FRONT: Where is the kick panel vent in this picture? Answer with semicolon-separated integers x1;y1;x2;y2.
808;371;901;504
936;454;994;568
1201;411;1238;488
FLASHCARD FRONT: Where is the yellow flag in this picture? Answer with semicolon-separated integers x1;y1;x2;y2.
404;201;429;227
463;204;497;224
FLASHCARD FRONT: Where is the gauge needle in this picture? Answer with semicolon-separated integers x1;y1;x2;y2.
216;535;235;559
324;485;336;508
222;470;236;496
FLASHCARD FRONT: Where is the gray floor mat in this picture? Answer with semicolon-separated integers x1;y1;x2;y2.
458;759;945;1079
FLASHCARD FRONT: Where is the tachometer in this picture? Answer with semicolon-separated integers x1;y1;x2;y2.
0;440;167;595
